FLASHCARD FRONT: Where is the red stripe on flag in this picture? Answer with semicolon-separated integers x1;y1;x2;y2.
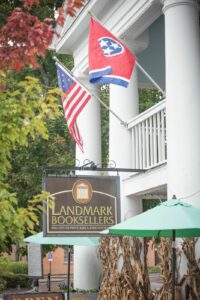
68;94;91;128
69;122;84;153
66;89;87;121
64;84;81;111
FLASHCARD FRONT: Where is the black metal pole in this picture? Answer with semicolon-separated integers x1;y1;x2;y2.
44;165;145;173
67;247;71;300
172;230;176;300
48;271;51;291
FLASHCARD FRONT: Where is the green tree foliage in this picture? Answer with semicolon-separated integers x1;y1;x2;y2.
0;0;81;254
8;116;75;208
0;75;60;174
139;88;163;113
5;53;75;209
143;199;162;212
0;74;62;252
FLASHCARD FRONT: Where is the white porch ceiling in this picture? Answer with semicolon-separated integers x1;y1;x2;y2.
123;163;167;197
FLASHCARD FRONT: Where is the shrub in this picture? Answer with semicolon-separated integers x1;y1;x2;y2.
0;274;32;288
0;257;10;274
8;261;28;274
0;278;7;290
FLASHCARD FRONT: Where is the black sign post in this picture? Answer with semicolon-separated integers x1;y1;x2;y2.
47;252;53;291
67;246;71;300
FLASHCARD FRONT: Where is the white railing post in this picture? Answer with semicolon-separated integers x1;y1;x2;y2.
145;119;150;168
128;99;167;170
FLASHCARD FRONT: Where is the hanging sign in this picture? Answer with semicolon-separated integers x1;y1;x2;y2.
43;175;120;236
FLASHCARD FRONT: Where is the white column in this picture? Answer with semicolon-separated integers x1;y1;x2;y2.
163;0;200;207
74;245;101;289
109;67;142;220
74;79;102;290
109;67;139;168
75;78;101;164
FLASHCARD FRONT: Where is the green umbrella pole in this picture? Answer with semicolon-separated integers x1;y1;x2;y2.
67;247;71;300
172;230;176;300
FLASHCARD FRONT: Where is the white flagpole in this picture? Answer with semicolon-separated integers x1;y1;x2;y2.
88;11;165;96
54;57;128;126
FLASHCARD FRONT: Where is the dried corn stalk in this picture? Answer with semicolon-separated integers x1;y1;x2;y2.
97;237;122;300
121;237;153;300
154;238;172;300
98;236;153;300
154;238;182;300
120;237;139;299
182;238;200;299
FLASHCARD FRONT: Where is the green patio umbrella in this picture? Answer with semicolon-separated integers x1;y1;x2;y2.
24;232;100;299
24;232;100;246
106;199;200;300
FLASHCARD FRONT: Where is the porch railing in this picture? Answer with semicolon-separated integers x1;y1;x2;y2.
128;99;167;169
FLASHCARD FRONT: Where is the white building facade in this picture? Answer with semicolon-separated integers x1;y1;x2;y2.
53;0;200;290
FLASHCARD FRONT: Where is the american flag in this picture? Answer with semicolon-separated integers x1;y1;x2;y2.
56;63;91;152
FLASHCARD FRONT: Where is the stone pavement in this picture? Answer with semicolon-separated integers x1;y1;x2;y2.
150;272;163;290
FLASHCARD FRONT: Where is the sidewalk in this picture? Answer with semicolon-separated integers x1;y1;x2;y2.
150;272;163;290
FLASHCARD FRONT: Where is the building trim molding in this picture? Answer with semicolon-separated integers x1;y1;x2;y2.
162;0;198;14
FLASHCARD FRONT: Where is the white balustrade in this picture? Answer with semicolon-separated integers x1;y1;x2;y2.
128;99;167;169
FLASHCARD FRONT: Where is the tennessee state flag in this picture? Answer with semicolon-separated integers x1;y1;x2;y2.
88;18;135;88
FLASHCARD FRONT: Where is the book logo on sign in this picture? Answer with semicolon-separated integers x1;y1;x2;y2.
72;179;93;205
